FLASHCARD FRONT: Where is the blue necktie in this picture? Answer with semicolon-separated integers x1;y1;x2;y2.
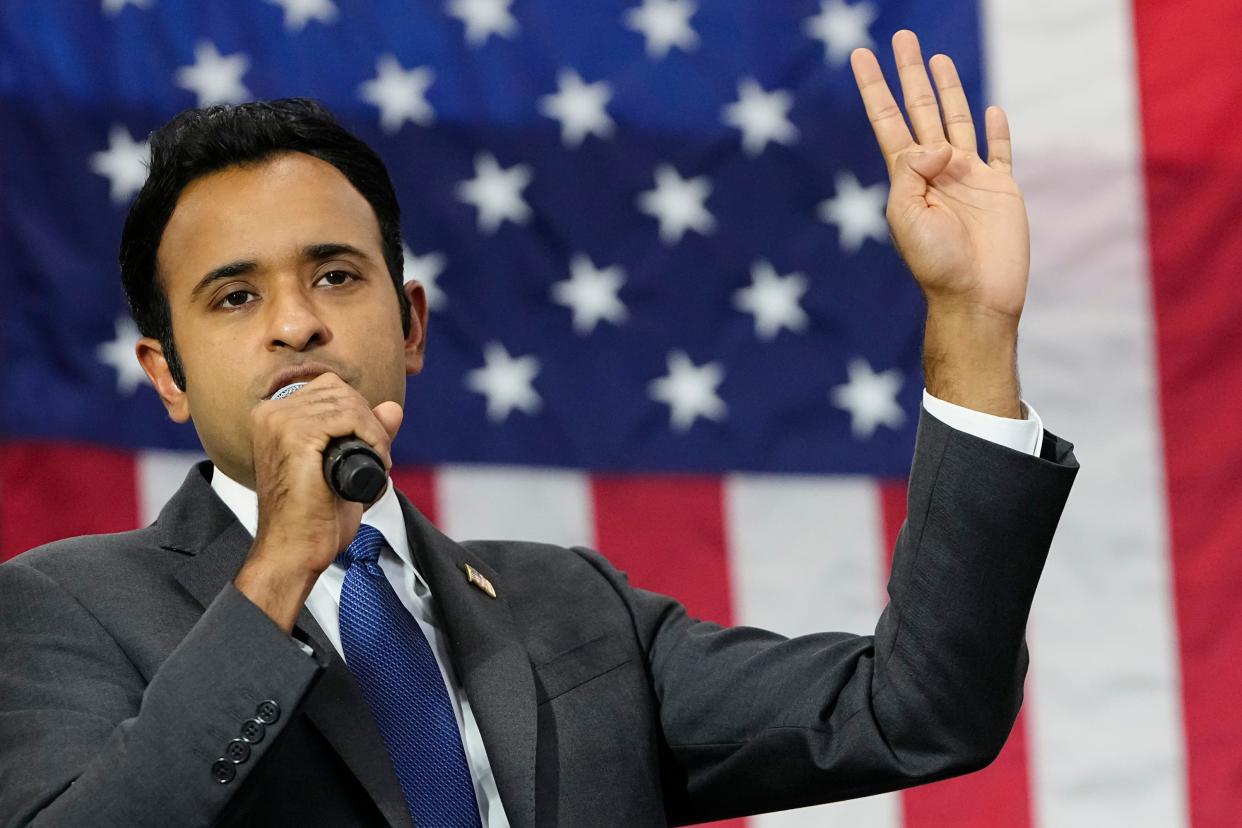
336;524;482;827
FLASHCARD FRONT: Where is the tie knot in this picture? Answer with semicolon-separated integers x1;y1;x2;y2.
337;524;386;569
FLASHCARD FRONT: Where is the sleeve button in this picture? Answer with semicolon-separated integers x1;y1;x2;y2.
212;759;236;784
255;699;281;725
226;739;252;764
240;718;266;744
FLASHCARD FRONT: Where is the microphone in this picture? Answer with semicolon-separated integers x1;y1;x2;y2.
270;382;388;504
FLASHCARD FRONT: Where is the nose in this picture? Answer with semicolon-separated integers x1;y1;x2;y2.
265;283;329;352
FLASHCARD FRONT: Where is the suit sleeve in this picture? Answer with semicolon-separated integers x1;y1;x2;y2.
0;571;324;828
576;411;1078;824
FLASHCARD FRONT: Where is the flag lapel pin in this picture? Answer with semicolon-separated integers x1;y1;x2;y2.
463;563;497;598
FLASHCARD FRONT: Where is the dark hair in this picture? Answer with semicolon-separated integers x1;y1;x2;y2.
119;97;409;390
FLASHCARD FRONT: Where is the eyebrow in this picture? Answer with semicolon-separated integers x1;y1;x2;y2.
190;242;375;300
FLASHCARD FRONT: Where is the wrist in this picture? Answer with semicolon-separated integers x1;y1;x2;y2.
234;550;320;634
923;301;1021;419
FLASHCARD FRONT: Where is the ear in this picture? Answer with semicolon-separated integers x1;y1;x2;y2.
136;336;191;423
402;280;430;376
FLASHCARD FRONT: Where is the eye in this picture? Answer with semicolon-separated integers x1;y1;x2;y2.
218;289;255;309
317;270;358;287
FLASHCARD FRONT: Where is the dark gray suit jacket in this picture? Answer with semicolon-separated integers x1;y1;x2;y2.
0;413;1077;827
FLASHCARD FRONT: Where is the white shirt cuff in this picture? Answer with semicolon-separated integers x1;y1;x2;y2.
922;389;1044;457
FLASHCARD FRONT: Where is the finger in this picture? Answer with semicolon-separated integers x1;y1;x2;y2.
338;399;394;464
929;54;976;155
892;30;946;146
338;413;394;475
850;46;914;163
373;402;404;443
985;106;1014;173
269;374;393;459
292;392;395;464
888;144;953;217
901;143;954;184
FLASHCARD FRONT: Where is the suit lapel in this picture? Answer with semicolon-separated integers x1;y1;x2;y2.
160;465;413;828
399;494;538;828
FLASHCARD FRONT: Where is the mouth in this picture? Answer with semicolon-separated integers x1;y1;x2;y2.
264;363;340;399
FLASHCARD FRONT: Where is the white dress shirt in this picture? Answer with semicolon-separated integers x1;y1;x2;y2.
210;392;1042;826
922;390;1044;456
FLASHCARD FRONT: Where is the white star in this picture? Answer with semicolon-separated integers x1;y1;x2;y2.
402;244;447;312
733;260;810;341
447;0;519;46
102;0;153;15
174;41;251;108
721;78;800;156
637;164;716;245
625;0;699;59
359;55;436;134
96;317;150;395
818;170;888;253
830;357;905;439
551;254;628;335
266;0;338;31
649;351;727;431
804;0;878;66
89;125;150;205
465;342;542;422
538;69;616;149
456;153;533;234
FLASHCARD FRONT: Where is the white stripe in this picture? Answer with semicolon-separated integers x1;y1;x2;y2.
984;2;1188;826
435;465;595;548
137;450;206;526
725;475;899;828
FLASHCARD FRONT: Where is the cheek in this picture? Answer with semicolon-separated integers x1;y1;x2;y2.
177;330;258;412
180;343;227;395
186;375;245;422
358;322;410;400
178;316;255;375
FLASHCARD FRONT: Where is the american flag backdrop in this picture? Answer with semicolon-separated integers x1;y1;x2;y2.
0;0;1237;826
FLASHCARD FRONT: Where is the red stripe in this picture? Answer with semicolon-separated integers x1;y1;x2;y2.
1134;2;1242;825
0;441;139;563
879;479;1033;828
390;465;440;526
591;475;734;627
591;474;743;828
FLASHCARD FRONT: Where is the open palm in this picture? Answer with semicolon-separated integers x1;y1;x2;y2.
851;31;1029;321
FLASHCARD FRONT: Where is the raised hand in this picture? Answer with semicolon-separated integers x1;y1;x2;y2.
851;29;1029;320
850;30;1027;418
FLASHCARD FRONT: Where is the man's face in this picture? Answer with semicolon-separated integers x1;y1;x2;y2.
138;151;427;488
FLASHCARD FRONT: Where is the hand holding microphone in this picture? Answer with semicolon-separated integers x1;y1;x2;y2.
235;373;403;633
270;382;387;504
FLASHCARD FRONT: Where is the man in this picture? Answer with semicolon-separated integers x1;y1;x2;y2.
0;30;1076;827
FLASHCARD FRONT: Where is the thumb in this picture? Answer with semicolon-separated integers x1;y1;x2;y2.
372;401;404;441
893;143;953;190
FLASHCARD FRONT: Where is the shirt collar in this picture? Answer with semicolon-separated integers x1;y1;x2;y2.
208;465;426;585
